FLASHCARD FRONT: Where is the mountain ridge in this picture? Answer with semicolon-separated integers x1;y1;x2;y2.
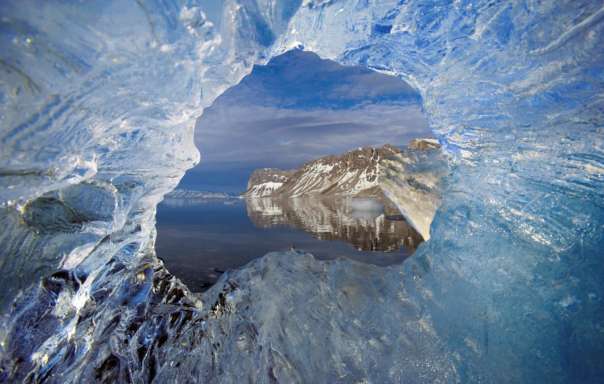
243;143;402;198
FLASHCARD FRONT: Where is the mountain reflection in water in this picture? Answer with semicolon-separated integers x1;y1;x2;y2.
156;196;423;291
245;197;422;252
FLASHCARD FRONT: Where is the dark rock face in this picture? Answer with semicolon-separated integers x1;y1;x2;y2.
408;138;440;150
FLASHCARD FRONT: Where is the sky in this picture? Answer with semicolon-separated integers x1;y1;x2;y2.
178;50;430;193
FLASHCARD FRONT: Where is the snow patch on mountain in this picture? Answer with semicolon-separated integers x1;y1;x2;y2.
245;181;285;197
243;168;293;197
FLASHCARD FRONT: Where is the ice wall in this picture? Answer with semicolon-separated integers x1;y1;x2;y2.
1;1;603;383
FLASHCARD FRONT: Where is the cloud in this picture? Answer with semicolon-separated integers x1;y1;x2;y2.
195;103;430;167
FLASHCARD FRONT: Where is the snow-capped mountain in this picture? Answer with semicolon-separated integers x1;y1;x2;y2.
243;144;401;198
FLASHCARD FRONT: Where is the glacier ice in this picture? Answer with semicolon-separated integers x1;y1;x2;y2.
380;141;447;240
0;0;603;383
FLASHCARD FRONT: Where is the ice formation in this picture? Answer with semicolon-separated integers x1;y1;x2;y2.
0;1;603;383
380;143;447;240
161;189;239;207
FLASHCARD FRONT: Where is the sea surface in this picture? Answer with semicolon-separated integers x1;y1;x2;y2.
156;196;422;291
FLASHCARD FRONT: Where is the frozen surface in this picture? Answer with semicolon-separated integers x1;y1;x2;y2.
0;1;603;383
380;144;447;240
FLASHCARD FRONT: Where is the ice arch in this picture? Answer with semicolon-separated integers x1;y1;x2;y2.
0;1;603;383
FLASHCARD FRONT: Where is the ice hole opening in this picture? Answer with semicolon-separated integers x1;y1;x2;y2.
156;50;440;292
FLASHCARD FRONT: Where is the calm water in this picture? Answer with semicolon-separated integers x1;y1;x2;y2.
156;197;422;292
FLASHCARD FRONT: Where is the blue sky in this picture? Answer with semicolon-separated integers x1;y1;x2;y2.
178;50;430;193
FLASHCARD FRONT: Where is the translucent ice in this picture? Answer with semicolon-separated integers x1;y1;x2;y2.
380;142;447;240
0;1;603;383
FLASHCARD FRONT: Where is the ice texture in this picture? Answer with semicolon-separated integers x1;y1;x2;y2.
1;1;603;383
380;143;447;240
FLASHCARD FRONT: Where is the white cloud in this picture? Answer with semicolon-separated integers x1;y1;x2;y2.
195;103;430;167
